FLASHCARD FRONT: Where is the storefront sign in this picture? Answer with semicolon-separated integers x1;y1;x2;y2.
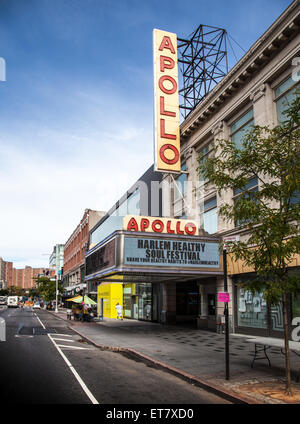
123;215;199;236
124;237;219;268
153;28;180;173
218;292;230;303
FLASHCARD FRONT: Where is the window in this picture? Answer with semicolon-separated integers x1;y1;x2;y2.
290;190;300;205
237;287;268;329
173;163;187;218
230;109;254;150
275;76;299;123
198;142;214;182
275;78;300;206
202;196;218;234
292;293;300;321
174;163;187;202
233;176;258;197
90;189;141;247
233;176;258;227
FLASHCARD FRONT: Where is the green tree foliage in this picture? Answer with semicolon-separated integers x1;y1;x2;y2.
198;91;300;395
7;286;25;296
35;276;63;302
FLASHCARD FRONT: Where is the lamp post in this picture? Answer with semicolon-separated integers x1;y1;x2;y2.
223;247;230;380
42;253;59;312
55;273;58;313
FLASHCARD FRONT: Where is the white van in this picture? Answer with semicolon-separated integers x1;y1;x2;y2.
0;296;7;306
7;296;19;308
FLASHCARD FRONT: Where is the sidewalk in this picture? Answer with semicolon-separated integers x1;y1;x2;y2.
49;308;300;404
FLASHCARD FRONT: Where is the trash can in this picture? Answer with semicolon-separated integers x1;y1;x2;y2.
0;317;6;341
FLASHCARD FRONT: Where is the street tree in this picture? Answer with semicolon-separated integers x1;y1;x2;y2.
7;285;24;296
197;92;300;395
35;276;63;303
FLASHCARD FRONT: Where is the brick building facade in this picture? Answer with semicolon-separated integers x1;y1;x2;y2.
63;209;105;294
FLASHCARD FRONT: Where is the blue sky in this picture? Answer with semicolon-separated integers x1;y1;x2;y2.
0;0;292;268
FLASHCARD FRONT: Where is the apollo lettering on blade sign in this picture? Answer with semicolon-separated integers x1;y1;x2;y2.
124;237;220;268
123;215;199;236
153;29;180;173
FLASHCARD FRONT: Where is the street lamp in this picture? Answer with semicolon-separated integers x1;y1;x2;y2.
42;253;59;313
55;273;58;313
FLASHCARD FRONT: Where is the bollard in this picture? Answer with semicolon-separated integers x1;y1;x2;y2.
0;317;6;341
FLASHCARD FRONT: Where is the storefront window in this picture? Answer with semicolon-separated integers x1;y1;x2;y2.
207;294;216;316
136;283;152;320
270;303;284;332
123;284;133;318
237;287;268;328
292;294;300;320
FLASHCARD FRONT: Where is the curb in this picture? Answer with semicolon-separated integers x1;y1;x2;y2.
48;310;260;404
69;325;259;405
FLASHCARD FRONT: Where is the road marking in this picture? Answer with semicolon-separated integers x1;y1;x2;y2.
51;338;75;342
49;333;73;337
56;344;91;350
34;314;99;404
15;335;34;338
34;314;46;329
47;334;99;404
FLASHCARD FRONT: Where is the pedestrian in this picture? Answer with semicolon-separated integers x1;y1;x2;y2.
115;302;123;320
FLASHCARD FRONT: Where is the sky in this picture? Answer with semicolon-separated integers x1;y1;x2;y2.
0;0;292;268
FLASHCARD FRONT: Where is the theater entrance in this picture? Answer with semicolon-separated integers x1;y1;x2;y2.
176;281;200;326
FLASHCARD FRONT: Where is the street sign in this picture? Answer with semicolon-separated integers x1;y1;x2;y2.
223;235;240;243
218;292;230;303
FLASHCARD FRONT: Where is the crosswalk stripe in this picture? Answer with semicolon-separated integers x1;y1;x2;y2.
57;344;91;350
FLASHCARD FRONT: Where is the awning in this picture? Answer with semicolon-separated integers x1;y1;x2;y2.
66;295;82;303
66;295;96;305
83;295;97;305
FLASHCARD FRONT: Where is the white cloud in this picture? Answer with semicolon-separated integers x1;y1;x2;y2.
0;81;154;268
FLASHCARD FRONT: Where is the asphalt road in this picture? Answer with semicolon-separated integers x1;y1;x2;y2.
0;306;232;404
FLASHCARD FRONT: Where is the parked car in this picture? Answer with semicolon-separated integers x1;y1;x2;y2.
0;296;7;305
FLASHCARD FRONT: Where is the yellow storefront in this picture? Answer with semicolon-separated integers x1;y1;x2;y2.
97;283;123;319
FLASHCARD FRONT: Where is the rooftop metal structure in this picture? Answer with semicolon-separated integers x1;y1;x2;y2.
177;25;228;119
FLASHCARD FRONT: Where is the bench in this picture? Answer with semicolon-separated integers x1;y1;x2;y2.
245;336;300;381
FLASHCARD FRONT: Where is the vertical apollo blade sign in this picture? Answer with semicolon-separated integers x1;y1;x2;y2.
153;29;181;173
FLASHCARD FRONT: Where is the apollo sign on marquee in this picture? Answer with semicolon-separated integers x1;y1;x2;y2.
153;29;180;173
123;215;199;236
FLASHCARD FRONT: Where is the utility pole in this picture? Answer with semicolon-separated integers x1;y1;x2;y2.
55;273;58;313
223;247;230;380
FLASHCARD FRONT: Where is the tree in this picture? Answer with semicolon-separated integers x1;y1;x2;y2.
35;276;63;302
198;92;300;395
7;285;24;296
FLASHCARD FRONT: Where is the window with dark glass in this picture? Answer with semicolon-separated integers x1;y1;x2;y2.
230;109;254;150
198;142;214;182
233;176;258;227
203;196;218;234
274;76;299;123
174;163;187;219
